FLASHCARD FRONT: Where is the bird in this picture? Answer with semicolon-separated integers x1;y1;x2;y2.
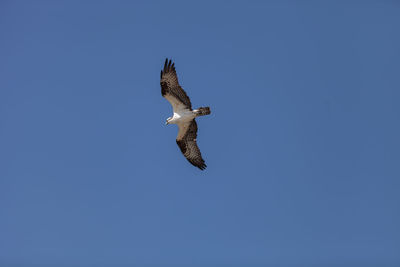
160;58;211;170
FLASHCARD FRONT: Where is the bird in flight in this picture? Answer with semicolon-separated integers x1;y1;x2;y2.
160;58;211;170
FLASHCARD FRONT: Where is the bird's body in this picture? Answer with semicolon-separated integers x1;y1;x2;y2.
167;109;209;125
160;58;211;170
167;110;195;125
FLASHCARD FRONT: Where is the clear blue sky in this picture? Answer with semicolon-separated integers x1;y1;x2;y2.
1;1;399;266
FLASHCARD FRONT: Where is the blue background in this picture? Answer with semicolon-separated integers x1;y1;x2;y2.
1;1;399;266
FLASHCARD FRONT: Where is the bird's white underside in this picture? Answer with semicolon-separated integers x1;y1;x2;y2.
165;94;195;140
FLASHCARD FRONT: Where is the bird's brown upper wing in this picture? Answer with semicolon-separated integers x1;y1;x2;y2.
160;58;192;111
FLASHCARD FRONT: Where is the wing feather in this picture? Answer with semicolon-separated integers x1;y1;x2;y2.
176;120;206;170
160;58;192;112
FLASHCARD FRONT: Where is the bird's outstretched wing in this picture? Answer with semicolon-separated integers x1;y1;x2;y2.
176;120;206;170
160;58;192;112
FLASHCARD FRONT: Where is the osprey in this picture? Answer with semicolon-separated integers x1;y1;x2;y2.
160;58;211;170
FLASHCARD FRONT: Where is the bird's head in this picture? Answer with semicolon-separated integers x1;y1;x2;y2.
165;117;172;125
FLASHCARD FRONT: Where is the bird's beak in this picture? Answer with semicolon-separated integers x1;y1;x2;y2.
165;121;169;125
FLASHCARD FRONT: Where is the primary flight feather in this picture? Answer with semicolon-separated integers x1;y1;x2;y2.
160;58;211;170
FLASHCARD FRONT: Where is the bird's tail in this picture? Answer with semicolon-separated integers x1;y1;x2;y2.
194;107;211;117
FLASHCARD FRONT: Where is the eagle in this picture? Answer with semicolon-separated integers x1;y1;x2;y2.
160;58;211;170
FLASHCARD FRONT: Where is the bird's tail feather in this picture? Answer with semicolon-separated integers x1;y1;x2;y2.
194;107;211;116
